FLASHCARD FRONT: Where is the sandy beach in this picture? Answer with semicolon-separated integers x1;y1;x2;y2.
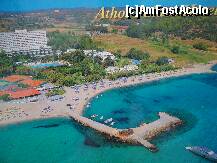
0;61;216;126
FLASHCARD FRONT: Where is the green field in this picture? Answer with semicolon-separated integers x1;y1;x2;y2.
94;34;217;66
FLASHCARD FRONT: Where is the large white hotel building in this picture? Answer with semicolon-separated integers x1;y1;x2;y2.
0;29;52;56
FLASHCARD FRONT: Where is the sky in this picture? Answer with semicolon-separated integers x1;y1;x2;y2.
0;0;216;12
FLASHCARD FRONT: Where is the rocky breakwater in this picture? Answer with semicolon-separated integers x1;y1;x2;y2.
132;112;182;141
68;111;182;152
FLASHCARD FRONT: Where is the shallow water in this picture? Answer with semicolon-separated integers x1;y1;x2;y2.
212;64;217;72
1;71;217;163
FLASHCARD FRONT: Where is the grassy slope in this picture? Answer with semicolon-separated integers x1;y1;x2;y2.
94;34;217;66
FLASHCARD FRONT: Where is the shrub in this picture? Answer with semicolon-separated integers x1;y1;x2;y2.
107;71;137;80
0;94;10;101
193;43;208;51
126;48;150;60
60;50;86;64
141;63;176;73
103;57;115;67
46;88;65;97
171;45;181;54
156;56;169;66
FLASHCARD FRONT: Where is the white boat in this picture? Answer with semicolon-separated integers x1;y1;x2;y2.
100;116;104;120
110;122;115;126
104;118;113;124
91;114;98;118
186;146;217;162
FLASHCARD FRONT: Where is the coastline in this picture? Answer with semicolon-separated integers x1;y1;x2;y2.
0;61;216;127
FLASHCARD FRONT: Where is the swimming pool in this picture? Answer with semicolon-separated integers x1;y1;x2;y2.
30;62;63;69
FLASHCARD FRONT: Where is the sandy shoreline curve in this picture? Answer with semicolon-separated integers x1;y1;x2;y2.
0;61;216;127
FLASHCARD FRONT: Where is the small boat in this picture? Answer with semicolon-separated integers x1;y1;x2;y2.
110;122;115;126
104;118;113;124
91;114;98;118
186;146;217;162
100;116;104;120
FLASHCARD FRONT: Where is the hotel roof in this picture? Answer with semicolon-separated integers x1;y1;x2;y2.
0;91;6;96
3;75;31;82
20;79;45;88
8;88;40;99
0;75;45;99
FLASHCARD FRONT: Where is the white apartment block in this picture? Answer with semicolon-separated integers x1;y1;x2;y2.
84;50;115;61
0;29;52;55
66;49;115;61
106;65;138;74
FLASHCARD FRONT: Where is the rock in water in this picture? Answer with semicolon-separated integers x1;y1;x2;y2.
33;124;60;128
84;137;100;148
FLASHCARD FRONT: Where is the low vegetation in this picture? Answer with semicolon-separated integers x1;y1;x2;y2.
156;56;171;66
115;58;130;67
126;48;150;60
45;88;65;97
170;45;181;54
94;34;217;66
126;16;217;42
0;94;10;101
108;71;138;80
193;42;208;51
140;63;176;74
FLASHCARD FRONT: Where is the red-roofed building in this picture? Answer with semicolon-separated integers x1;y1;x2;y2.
0;75;45;99
3;75;31;83
4;85;20;92
0;91;6;96
7;89;41;99
20;79;45;88
110;25;129;34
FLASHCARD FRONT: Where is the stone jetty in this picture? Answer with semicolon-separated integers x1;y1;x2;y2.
68;112;182;152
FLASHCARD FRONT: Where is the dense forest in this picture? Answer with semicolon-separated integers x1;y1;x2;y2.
126;16;217;42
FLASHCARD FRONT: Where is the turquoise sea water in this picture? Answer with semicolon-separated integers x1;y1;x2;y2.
1;69;217;163
212;64;217;71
